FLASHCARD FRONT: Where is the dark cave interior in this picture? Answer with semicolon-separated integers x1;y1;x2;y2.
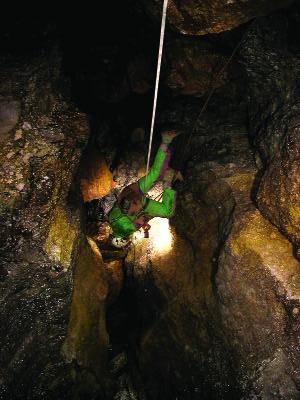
1;1;300;400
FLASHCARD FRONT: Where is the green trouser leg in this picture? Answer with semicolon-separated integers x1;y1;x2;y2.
138;145;170;193
144;187;176;217
138;145;176;218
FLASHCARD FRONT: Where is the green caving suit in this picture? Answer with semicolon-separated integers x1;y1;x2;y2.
108;144;176;239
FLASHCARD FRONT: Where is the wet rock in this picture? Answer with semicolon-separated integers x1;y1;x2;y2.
22;121;32;131
121;102;300;398
113;373;143;400
0;50;90;399
158;82;247;129
141;0;293;35
44;204;80;271
62;237;109;384
111;145;147;190
128;177;236;398
166;38;228;96
110;352;128;375
14;128;22;140
217;206;300;396
104;259;124;305
250;348;298;398
80;145;114;202
0;98;20;143
240;15;300;249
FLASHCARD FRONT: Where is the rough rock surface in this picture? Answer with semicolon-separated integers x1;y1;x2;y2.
140;0;293;35
62;237;109;395
165;38;229;96
80;145;114;202
0;98;20;142
2;3;300;400
240;13;300;251
0;51;90;399
121;95;300;398
218;208;300;399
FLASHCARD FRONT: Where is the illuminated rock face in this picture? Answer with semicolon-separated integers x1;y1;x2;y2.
62;237;109;384
123;105;300;398
134;185;300;398
80;147;114;202
218;208;300;399
141;0;293;35
127;185;235;397
0;52;90;398
240;14;300;252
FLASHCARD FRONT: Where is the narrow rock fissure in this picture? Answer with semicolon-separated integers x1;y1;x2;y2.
106;261;147;399
77;91;255;397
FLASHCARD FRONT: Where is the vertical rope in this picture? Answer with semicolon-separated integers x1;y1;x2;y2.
145;0;168;190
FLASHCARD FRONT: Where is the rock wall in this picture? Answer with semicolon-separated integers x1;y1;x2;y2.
240;12;300;254
62;236;110;397
2;2;300;400
0;51;91;399
122;95;300;398
165;37;229;96
140;0;293;35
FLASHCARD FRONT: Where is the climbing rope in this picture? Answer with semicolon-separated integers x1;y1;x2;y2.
145;0;169;192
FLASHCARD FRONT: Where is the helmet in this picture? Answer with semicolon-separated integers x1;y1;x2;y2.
111;236;130;249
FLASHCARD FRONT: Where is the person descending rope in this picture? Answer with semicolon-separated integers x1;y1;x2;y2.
108;129;182;248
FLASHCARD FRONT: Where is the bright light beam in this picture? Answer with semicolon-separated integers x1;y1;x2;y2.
133;217;173;256
149;217;173;254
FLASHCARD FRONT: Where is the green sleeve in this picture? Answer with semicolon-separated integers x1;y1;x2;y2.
108;206;137;238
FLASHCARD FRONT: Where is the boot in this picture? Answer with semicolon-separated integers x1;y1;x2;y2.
161;130;181;144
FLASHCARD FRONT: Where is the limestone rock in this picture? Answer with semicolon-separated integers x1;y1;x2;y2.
122;105;300;398
166;38;228;96
2;4;300;400
217;207;300;395
80;146;114;202
256;114;300;249
104;259;124;305
240;15;300;249
62;237;109;380
0;51;90;399
0;98;20;142
141;0;293;35
44;204;79;271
